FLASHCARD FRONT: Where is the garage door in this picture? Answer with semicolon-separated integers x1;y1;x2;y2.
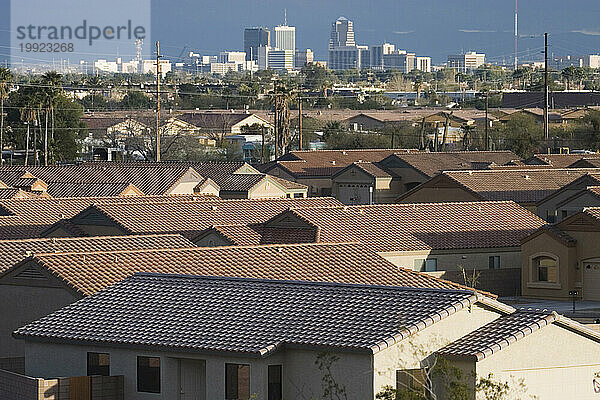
338;184;370;205
583;261;600;301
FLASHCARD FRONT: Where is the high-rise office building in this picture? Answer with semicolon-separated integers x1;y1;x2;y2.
329;17;356;50
275;25;296;53
448;52;486;72
244;27;270;61
370;43;395;70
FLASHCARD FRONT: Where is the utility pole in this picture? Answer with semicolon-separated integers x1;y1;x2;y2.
420;117;425;150
485;91;489;151
298;96;303;150
261;125;265;163
156;41;162;162
274;84;279;159
544;33;549;140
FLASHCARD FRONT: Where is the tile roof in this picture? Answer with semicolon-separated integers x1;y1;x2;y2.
0;188;31;199
0;195;218;240
0;234;194;274
280;201;545;252
437;310;557;361
583;207;600;221
568;158;600;168
11;242;486;297
0;165;199;196
527;153;600;168
45;182;143;198
262;149;409;177
443;169;594;203
14;272;479;354
177;112;259;129
353;162;392;178
388;151;520;178
68;197;341;239
200;224;318;246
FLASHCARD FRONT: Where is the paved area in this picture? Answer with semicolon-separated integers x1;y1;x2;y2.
500;297;600;323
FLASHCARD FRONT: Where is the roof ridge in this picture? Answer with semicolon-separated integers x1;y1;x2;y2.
0;233;184;244
31;241;364;258
131;271;478;294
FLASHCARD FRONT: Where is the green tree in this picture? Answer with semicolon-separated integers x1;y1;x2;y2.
497;113;543;158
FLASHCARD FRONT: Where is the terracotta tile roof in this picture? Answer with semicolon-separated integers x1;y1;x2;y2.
45;182;143;198
262;149;410;177
269;175;307;190
526;153;600;168
200;224;318;246
353;162;392;178
13;242;488;297
443;169;594;203
279;201;545;252
67;197;342;239
568;158;600;168
177;112;258;129
583;207;600;221
438;310;557;361
14;272;479;354
0;188;31;199
0;165;200;196
388;151;520;178
0;195;218;240
0;234;193;274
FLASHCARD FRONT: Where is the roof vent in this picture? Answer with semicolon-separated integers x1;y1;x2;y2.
342;151;347;155
343;206;349;211
211;205;218;211
114;255;118;263
277;247;283;253
524;175;531;180
331;161;336;165
25;251;32;257
468;171;473;175
59;213;65;219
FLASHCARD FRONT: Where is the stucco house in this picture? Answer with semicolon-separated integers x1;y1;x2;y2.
0;234;194;369
398;168;596;213
536;172;600;222
0;242;476;372
195;201;545;296
261;150;520;204
14;273;600;400
521;207;600;301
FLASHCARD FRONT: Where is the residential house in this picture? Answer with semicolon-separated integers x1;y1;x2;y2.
521;207;600;301
536;172;600;222
14;273;600;399
0;242;475;371
261;150;520;204
0;195;218;240
196;201;545;296
0;234;194;366
525;153;600;168
41;197;341;241
398;169;596;213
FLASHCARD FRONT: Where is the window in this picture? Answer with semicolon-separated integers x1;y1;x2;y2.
137;356;160;393
546;210;557;223
425;259;437;272
293;193;304;198
87;352;109;376
561;210;568;220
268;365;282;400
533;256;558;283
489;256;500;270
396;369;426;396
226;363;250;400
413;259;425;271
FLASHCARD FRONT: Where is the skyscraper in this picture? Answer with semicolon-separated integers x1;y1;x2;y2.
244;27;270;61
329;17;356;50
274;25;296;53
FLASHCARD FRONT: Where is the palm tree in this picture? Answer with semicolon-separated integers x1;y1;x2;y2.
41;71;62;165
0;67;12;165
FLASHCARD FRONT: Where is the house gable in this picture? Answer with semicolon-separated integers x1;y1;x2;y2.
0;260;70;290
558;212;600;232
264;210;317;231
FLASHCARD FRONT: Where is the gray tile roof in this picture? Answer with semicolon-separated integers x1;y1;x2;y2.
14;273;478;355
437;310;556;361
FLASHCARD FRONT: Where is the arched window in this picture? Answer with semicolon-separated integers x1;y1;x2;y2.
533;256;558;283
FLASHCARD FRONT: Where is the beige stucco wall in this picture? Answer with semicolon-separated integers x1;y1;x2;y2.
248;180;287;199
476;323;600;400
0;284;80;359
381;248;521;272
373;305;500;395
557;193;600;222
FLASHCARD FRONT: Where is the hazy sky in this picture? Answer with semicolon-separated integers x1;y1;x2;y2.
1;0;599;65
